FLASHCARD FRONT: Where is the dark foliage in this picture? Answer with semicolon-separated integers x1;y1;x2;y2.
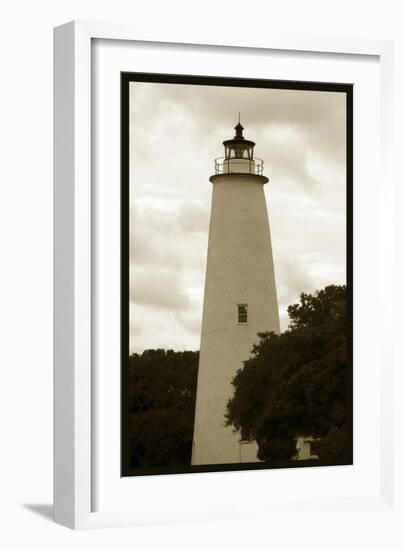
226;285;349;464
128;349;199;468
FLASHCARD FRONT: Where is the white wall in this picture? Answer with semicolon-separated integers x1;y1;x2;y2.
192;175;279;465
0;0;402;548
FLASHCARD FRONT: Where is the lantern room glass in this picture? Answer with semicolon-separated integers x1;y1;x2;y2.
225;144;254;159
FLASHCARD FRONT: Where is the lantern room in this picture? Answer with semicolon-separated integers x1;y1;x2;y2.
213;120;265;177
223;121;255;160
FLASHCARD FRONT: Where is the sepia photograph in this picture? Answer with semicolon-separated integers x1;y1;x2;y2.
121;73;353;476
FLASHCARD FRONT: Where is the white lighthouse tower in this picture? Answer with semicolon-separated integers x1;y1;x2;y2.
191;120;280;466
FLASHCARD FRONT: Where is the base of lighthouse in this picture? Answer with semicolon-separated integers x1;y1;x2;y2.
193;432;260;466
191;172;280;466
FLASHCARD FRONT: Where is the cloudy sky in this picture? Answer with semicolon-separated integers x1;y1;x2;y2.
129;81;346;354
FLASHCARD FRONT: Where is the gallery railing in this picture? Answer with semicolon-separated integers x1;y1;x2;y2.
213;157;264;176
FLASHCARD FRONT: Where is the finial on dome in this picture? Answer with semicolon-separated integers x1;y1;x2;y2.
234;113;244;140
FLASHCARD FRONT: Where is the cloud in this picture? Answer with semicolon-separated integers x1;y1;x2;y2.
130;83;346;188
129;304;200;353
130;202;209;271
131;266;191;311
276;256;313;304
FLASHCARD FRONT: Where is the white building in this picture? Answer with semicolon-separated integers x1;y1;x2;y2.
295;437;319;460
191;121;280;465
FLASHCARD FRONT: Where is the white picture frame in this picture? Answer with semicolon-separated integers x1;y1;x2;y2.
54;20;396;530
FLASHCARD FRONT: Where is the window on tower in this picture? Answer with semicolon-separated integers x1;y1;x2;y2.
237;304;248;324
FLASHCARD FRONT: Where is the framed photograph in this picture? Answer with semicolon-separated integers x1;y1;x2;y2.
54;21;395;529
121;72;353;478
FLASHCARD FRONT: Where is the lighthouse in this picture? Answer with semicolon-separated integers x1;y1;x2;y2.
191;120;280;466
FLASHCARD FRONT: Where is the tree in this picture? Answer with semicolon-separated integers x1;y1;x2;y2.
225;285;350;464
127;349;199;468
